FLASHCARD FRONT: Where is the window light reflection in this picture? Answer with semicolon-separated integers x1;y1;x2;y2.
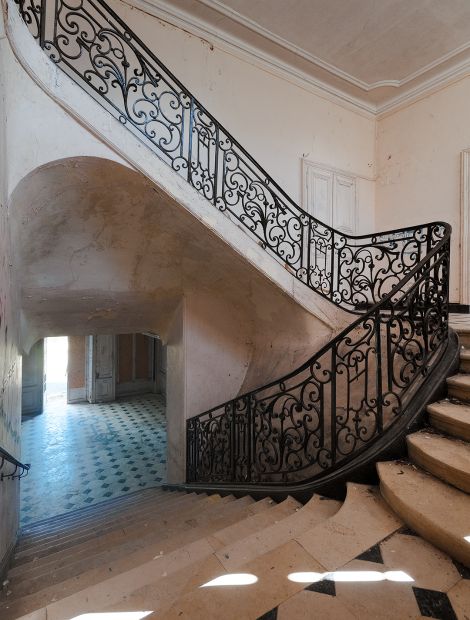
70;613;152;620
288;570;413;583
200;573;258;587
464;535;470;543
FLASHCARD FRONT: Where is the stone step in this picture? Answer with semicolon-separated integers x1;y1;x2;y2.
20;487;166;537
16;491;201;556
9;495;235;587
378;460;470;566
427;400;470;441
460;348;470;373
0;497;281;619
212;494;341;572
106;485;401;619
7;495;332;620
454;326;470;349
13;492;210;565
407;431;470;493
447;374;470;402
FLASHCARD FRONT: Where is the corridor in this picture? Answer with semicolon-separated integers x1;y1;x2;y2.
20;394;167;526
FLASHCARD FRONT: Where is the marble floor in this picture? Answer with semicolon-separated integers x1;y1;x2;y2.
20;393;167;526
260;527;470;620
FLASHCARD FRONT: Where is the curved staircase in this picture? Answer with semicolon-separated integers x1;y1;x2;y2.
3;0;470;616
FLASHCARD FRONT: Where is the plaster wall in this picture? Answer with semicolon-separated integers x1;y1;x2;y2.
110;0;376;232
0;18;22;576
376;77;470;303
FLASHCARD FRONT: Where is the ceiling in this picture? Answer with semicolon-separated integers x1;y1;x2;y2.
140;0;470;113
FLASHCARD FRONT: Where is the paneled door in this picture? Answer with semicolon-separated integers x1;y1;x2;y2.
22;340;45;416
303;161;357;234
86;335;116;403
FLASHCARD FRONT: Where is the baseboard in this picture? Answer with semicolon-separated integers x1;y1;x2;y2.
449;303;470;313
68;387;86;403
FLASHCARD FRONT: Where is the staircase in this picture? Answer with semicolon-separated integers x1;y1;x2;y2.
5;482;469;620
378;322;470;568
4;0;469;616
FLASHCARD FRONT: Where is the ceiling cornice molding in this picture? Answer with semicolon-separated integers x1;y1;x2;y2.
121;0;470;119
121;0;377;117
197;0;470;92
377;56;470;118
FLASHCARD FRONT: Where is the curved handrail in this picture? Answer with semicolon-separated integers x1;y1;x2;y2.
12;0;451;489
14;0;444;313
187;225;450;484
0;446;30;480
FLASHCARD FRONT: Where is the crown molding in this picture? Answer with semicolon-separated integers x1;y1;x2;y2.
121;0;470;118
120;0;377;117
197;0;470;92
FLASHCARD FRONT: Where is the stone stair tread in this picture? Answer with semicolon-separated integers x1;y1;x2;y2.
427;400;470;441
99;485;400;619
212;494;341;571
377;460;470;567
407;431;470;493
20;487;165;536
12;492;213;565
0;497;278;618
9;495;235;583
2;496;261;605
16;491;206;556
6;495;333;620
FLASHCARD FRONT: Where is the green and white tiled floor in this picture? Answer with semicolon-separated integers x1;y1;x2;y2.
20;393;166;526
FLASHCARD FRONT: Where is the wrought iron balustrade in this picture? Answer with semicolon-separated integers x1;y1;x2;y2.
187;231;450;485
15;0;445;314
13;0;452;489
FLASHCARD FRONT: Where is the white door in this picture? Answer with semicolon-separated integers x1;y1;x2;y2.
304;162;357;234
86;335;116;403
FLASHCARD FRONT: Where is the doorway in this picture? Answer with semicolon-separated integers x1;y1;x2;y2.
45;336;68;404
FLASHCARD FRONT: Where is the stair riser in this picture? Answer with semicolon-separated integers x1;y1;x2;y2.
457;333;470;348
20;488;166;536
7;499;256;600
9;496;240;583
407;442;470;494
16;493;201;557
428;414;470;442
12;494;218;568
460;358;470;373
447;384;470;402
19;490;172;543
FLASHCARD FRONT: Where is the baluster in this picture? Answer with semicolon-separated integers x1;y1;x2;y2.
230;401;236;483
375;308;384;435
246;396;252;483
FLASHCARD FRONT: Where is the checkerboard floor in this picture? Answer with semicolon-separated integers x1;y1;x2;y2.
20;393;167;526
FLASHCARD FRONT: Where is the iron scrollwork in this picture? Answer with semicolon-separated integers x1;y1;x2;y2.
15;0;446;313
14;0;451;488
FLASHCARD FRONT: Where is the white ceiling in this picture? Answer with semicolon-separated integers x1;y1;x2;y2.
208;0;470;85
133;0;470;113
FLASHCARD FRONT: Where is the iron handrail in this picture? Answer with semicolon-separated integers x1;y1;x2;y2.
14;0;445;314
12;0;451;488
0;446;30;480
186;225;450;484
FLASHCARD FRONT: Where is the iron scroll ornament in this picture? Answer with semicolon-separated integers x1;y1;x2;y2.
13;0;451;487
15;0;445;314
186;233;450;485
